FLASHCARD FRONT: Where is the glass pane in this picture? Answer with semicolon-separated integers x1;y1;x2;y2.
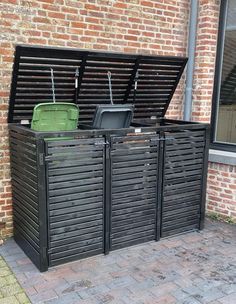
216;0;236;144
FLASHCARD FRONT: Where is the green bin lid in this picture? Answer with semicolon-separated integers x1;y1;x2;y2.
31;102;79;132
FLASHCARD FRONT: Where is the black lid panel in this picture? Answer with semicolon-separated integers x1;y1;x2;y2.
8;45;187;123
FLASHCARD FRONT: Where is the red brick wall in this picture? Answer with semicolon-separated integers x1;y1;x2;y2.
0;0;189;238
207;163;236;219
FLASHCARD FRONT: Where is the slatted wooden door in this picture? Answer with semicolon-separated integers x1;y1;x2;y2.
161;130;206;237
45;137;105;267
109;134;159;251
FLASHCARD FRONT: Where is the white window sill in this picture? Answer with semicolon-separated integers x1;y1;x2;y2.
208;149;236;166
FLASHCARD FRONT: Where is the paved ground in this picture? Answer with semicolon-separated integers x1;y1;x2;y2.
0;255;30;304
0;219;236;304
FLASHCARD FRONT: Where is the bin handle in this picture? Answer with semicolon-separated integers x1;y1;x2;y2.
107;71;113;105
50;68;56;103
133;70;139;108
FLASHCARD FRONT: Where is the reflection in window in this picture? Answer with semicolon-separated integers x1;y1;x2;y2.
216;0;236;144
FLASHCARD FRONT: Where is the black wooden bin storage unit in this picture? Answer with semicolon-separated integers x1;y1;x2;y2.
8;45;210;272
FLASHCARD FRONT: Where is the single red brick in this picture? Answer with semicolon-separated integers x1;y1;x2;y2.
71;22;87;28
85;4;99;10
48;12;66;19
61;7;78;14
37;0;54;3
141;1;154;7
114;2;127;9
87;24;103;31
33;17;51;24
124;35;138;41
28;38;48;44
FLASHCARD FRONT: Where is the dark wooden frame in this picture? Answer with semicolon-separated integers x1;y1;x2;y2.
9;120;209;272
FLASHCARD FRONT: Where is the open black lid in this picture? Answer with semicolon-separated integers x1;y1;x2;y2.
8;45;187;124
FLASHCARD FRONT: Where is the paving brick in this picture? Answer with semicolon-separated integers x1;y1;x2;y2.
0;296;19;304
171;289;189;301
0;277;7;288
44;292;82;304
21;276;47;289
78;284;110;300
1;220;236;304
106;275;137;289
63;270;91;283
16;258;31;266
0;256;30;303
33;278;68;293
29;289;58;303
0;267;11;277
4;274;17;285
193;287;225;303
0;282;22;297
218;293;236;304
165;238;185;248
0;260;5;268
196;280;223;292
182;284;203;297
100;286;132;302
24;287;37;297
127;278;155;294
218;283;236;295
150;282;179;298
178;297;202;304
153;294;177;303
15;292;31;304
122;296;143;304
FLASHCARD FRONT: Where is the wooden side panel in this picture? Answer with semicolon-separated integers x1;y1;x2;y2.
9;129;41;268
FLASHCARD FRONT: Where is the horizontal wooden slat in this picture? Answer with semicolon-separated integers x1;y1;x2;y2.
161;130;205;238
9;46;187;123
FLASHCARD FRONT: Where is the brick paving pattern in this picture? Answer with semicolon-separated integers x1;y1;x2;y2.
0;255;30;304
0;219;235;304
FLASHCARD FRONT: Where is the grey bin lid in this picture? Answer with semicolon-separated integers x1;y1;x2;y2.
8;45;188;124
92;105;134;129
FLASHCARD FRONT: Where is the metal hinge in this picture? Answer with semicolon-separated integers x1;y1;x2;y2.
42;247;48;259
39;153;45;165
150;137;165;143
150;137;175;143
94;140;109;146
165;137;175;141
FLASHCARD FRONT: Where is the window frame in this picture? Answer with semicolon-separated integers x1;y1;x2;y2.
210;0;236;152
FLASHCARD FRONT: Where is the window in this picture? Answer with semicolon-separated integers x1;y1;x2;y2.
211;0;236;152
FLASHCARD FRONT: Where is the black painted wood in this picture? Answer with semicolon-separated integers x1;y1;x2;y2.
45;136;105;267
8;45;187;124
9;121;209;271
161;129;207;237
110;133;159;250
9;129;43;269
